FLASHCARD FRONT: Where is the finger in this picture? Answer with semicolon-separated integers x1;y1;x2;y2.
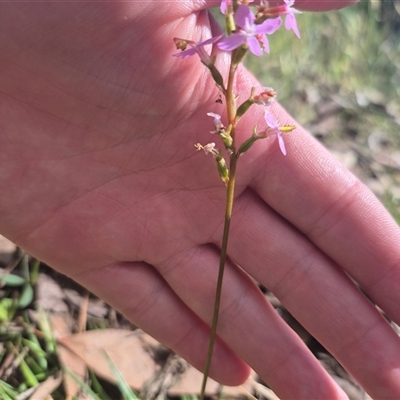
251;101;400;328
294;0;359;11
74;261;250;386
226;185;400;397
157;244;348;399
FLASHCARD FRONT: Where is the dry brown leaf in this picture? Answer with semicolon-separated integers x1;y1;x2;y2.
0;235;17;265
58;344;87;398
58;329;157;389
49;313;72;340
0;351;16;379
28;372;63;400
58;328;252;398
167;364;260;398
246;376;281;400
63;289;108;319
221;370;260;400
167;364;219;396
49;314;87;398
36;274;69;314
77;291;89;333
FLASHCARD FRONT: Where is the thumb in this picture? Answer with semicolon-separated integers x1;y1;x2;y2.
295;0;359;11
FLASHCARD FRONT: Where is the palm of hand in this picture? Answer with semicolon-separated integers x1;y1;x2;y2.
2;3;230;262
1;1;259;384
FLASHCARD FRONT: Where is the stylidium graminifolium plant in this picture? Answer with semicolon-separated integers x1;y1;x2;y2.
173;0;300;397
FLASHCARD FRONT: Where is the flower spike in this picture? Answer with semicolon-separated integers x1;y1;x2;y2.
172;1;306;397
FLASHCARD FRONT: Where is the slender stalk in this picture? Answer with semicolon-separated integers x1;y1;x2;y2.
199;154;237;400
226;57;238;127
199;50;239;400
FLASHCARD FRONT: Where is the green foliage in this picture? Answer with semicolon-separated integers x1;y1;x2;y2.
383;190;400;225
104;351;140;400
0;309;59;394
0;380;18;400
243;1;400;220
0;255;144;399
245;2;400;130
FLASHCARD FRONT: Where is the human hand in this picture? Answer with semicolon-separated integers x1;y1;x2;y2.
1;1;400;399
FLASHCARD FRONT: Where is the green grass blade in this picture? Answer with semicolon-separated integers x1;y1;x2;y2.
103;351;140;400
64;367;102;400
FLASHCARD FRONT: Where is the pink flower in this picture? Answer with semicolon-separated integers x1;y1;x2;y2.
283;0;301;38
173;35;223;65
264;111;286;155
203;143;218;157
218;5;281;56
253;87;277;105
207;112;224;133
260;0;300;38
195;142;219;158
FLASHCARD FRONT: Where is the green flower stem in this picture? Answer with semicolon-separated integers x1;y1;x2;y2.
200;50;240;400
199;153;237;400
226;52;239;128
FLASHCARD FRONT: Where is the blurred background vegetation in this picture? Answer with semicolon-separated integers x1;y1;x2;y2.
244;0;400;139
243;0;400;222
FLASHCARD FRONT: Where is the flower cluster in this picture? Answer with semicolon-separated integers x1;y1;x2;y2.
173;0;299;172
173;0;300;59
217;4;282;56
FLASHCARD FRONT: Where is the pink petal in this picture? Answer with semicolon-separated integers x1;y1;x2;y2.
265;112;278;128
259;35;270;53
218;33;245;51
247;36;262;56
200;35;224;47
284;0;296;7
285;14;300;38
173;35;223;59
172;48;197;58
235;5;255;28
277;133;287;155
220;0;229;14
256;17;282;35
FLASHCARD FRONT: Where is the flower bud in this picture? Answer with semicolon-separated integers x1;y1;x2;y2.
216;153;229;185
207;63;226;92
238;126;260;156
253;87;277;105
236;99;255;120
